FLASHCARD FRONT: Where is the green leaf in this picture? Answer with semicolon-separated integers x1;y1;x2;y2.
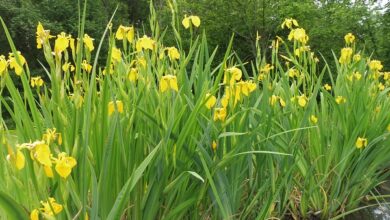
0;191;29;220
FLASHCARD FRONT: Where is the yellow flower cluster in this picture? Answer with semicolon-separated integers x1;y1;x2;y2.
212;67;257;122
30;197;63;220
8;128;77;179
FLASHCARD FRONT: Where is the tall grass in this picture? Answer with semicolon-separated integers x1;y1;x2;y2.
0;1;390;219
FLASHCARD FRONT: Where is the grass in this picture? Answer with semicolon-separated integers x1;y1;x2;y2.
0;1;390;219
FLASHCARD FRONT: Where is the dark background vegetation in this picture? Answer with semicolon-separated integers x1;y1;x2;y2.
0;0;389;74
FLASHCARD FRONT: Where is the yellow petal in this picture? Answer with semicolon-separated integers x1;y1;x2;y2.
115;25;126;40
191;16;201;27
127;27;134;42
30;209;39;220
182;17;190;29
205;94;217;109
160;78;169;92
44;165;54;178
128;68;138;82
83;34;94;52
55;161;72;178
169;76;179;92
15;150;25;170
167;47;180;60
298;95;307;107
33;142;52;167
111;47;122;63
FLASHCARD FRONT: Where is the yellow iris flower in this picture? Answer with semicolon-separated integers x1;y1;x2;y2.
54;152;77;179
136;35;156;52
281;18;299;29
205;93;217;109
115;25;135;42
108;100;124;116
213;108;227;122
0;55;8;75
36;22;53;49
224;67;242;86
8;51;26;76
288;28;309;44
83;34;95;52
335;96;346;104
339;47;353;64
369;60;383;72
30;76;44;88
344;33;355;44
128;68;138;82
111;47;122;63
355;137;368;149
54;32;70;54
160;75;179;92
182;15;201;29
